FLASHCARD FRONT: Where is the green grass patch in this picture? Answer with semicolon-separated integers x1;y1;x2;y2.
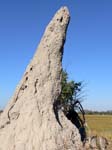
85;115;112;140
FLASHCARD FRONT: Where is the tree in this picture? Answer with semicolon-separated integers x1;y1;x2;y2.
58;70;86;141
59;70;85;123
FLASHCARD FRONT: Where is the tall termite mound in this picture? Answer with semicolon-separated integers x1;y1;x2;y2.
0;7;82;150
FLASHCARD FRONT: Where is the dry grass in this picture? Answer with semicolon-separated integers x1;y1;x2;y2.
85;114;112;141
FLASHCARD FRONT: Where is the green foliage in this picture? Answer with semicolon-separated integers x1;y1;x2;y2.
60;70;82;113
85;110;112;115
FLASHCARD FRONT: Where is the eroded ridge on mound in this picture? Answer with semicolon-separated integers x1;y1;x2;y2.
0;7;82;150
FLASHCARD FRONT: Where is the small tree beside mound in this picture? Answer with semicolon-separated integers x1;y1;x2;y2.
59;70;86;141
60;70;85;119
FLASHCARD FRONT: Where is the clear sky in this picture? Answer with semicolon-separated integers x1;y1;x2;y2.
0;0;112;111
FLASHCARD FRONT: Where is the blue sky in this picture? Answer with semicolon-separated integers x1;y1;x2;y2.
0;0;112;110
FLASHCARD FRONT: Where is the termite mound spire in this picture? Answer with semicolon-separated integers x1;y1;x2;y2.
0;7;82;150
